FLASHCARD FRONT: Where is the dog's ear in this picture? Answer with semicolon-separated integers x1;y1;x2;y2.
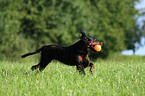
80;30;88;42
80;30;86;37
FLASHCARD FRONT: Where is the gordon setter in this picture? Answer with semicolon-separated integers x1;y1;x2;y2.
21;30;103;74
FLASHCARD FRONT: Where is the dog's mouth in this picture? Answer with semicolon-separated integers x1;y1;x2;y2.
88;41;103;52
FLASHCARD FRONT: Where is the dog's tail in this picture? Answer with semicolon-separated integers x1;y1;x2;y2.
21;47;42;58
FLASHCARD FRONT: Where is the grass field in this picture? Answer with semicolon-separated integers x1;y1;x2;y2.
0;55;145;96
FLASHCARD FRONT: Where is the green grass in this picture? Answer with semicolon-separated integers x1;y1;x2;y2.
0;55;145;96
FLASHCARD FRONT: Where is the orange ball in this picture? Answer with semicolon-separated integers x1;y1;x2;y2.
94;45;101;51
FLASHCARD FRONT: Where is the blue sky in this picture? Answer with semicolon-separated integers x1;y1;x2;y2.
135;0;145;28
122;0;145;56
135;0;145;9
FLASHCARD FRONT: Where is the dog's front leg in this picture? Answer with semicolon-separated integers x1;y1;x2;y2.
83;60;94;74
77;56;85;74
76;64;85;74
89;62;94;73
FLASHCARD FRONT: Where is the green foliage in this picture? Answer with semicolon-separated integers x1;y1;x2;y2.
0;0;141;60
0;56;145;95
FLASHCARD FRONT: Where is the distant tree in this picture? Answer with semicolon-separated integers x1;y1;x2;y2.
89;0;141;57
0;0;34;60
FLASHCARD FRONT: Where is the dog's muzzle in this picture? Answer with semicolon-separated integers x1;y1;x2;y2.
88;41;103;52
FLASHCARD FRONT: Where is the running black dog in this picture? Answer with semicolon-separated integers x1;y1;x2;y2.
21;30;103;74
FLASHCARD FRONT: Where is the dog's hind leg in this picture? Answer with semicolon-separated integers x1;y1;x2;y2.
31;55;52;71
38;60;52;71
38;55;52;71
31;64;40;71
31;59;52;71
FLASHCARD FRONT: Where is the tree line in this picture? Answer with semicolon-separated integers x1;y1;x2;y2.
0;0;142;60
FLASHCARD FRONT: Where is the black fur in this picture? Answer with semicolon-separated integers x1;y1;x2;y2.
22;30;102;74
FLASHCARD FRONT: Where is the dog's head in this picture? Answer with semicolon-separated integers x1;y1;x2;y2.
80;30;103;52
